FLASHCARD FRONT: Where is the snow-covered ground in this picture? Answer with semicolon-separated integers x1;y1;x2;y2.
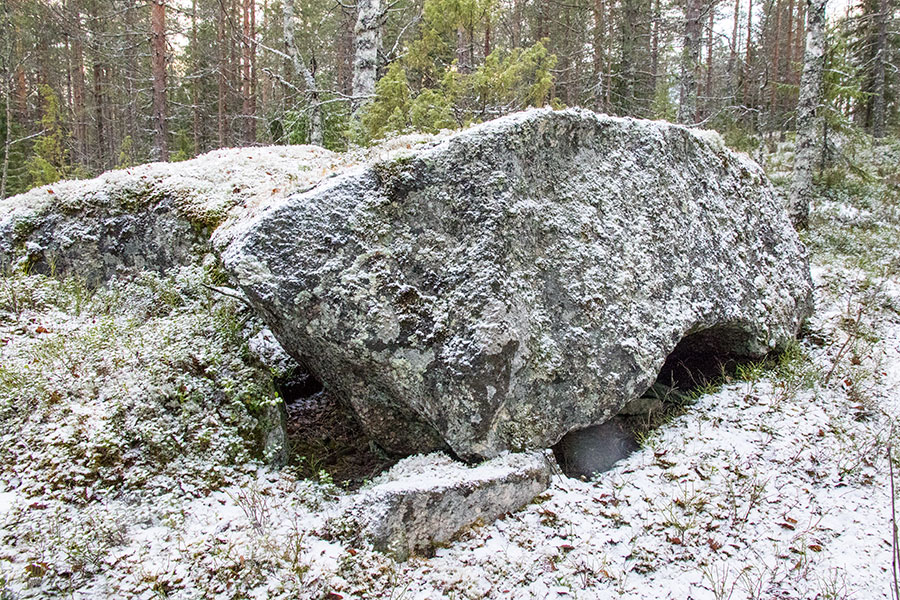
0;138;898;599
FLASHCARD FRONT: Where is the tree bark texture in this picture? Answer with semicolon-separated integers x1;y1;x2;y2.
789;0;827;228
352;0;381;113
283;0;323;146
150;0;168;161
678;0;702;123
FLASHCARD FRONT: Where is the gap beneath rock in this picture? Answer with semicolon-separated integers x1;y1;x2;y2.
553;325;759;480
276;370;396;488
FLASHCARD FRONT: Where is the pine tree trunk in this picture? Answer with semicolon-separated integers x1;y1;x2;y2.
124;0;139;153
536;0;546;41
1;1;10;199
150;0;168;161
783;0;795;117
336;6;354;96
93;61;106;169
794;0;805;76
562;6;572;105
789;0;827;229
512;0;523;48
705;5;714;118
618;0;639;114
192;0;200;154
871;0;887;138
678;0;702;124
242;0;252;143
352;0;381;112
71;11;87;165
1;85;11;201
743;0;753;108
769;0;784;125
218;2;227;147
484;14;491;58
14;66;26;121
456;26;469;73
592;0;606;110
250;0;256;143
729;0;740;85
651;0;660;94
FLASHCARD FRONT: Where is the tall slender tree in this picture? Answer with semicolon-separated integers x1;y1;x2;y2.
679;0;703;123
150;0;168;160
352;0;382;113
283;0;323;146
790;0;828;228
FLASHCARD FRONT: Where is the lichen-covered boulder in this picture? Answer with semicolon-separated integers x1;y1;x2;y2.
222;108;814;460
0;145;337;286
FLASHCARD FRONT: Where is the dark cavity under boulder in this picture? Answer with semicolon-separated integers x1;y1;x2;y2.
223;108;814;461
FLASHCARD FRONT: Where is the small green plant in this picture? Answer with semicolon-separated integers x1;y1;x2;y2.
734;359;768;383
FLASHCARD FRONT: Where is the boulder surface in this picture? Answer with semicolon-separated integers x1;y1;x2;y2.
223;108;814;460
0;145;342;286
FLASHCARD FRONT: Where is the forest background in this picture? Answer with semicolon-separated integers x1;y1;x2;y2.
0;0;896;202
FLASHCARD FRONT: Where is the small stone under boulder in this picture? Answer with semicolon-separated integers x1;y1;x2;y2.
329;451;552;560
223;108;813;460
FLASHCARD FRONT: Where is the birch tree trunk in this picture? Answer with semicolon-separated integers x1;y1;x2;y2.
351;0;381;113
789;0;827;229
150;0;168;161
678;0;702;124
283;0;323;146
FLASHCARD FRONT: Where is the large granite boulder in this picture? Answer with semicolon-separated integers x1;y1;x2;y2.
222;108;814;460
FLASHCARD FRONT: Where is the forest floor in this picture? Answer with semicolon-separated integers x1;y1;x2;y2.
0;135;899;599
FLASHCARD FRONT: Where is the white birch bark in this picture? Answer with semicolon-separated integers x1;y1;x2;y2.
283;0;324;146
789;0;827;229
351;0;381;113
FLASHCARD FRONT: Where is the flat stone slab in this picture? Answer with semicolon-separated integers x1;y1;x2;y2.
331;452;552;560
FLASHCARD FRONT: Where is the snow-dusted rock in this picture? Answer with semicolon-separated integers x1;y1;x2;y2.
0;145;337;285
331;452;552;560
224;108;814;459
